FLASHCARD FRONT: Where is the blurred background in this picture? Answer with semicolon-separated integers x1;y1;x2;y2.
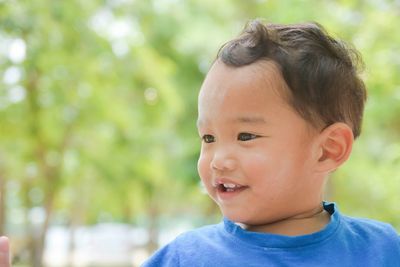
0;0;399;266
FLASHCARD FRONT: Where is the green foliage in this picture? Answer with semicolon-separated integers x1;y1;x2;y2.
0;0;399;249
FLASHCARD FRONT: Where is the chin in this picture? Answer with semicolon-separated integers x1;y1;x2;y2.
221;209;254;224
222;209;283;228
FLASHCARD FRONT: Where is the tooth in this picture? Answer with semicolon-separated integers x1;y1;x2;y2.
224;183;237;188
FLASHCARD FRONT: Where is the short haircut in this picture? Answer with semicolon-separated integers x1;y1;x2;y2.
217;20;367;138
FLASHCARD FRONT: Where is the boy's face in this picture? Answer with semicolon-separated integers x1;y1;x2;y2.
197;60;326;227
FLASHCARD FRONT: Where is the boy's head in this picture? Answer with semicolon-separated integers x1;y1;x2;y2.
218;20;367;138
197;20;367;232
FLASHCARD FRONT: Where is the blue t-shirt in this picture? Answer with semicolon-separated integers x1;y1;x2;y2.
142;203;400;266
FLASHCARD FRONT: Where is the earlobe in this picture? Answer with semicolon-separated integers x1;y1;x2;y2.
316;123;354;173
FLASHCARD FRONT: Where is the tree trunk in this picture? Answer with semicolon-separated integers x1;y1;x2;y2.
25;64;74;266
67;224;76;267
35;188;56;267
67;193;85;267
146;203;160;254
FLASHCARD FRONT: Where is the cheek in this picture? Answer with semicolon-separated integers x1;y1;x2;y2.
244;156;267;176
197;152;216;199
242;150;294;190
197;151;210;182
242;151;273;176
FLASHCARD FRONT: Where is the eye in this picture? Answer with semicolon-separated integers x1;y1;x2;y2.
237;132;259;141
202;134;215;143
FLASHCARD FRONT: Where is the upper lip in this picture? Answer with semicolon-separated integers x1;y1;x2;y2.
213;178;246;188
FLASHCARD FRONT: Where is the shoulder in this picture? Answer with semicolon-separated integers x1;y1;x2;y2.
340;215;400;247
141;223;223;267
341;215;398;235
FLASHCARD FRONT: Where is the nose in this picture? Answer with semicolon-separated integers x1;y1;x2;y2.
210;149;237;172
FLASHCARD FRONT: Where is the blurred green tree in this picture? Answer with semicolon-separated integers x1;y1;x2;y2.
0;0;399;265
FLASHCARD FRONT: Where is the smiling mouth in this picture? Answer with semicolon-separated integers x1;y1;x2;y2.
216;183;247;193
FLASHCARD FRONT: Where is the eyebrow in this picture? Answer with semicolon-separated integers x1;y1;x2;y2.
233;116;267;124
197;116;267;128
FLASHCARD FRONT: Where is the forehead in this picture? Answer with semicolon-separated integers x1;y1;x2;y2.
200;60;286;96
197;60;290;123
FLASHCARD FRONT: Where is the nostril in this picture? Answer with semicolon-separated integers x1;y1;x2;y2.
211;157;236;171
211;158;222;170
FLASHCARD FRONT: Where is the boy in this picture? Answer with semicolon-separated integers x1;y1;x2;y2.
143;20;400;266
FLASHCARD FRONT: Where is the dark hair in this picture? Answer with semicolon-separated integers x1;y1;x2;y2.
217;20;367;138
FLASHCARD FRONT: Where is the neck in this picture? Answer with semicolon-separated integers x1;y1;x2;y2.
242;205;331;236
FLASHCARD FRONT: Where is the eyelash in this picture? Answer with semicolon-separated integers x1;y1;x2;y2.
237;132;259;141
201;133;260;143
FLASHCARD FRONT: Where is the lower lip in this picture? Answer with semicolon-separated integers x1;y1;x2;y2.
216;187;248;201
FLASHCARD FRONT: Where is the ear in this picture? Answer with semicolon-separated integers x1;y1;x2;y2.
315;123;354;173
